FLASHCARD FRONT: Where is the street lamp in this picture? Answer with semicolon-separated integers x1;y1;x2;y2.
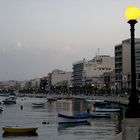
91;84;95;95
125;6;140;118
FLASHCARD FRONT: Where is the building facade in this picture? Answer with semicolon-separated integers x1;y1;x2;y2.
115;38;140;91
72;55;115;88
72;59;86;86
51;69;72;87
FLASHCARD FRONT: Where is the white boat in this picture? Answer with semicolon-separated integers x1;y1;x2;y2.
2;96;16;104
86;99;108;107
91;113;111;118
32;102;45;107
94;107;121;112
86;99;105;103
58;113;92;124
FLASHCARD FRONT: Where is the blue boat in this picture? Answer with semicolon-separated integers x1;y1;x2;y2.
58;113;92;124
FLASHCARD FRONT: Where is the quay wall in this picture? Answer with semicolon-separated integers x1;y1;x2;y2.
16;93;129;106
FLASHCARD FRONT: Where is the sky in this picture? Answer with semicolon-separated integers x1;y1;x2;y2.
0;0;140;81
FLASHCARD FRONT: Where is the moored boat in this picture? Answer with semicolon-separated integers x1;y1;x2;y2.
2;127;38;133
86;99;109;107
91;113;111;118
47;97;57;102
32;102;45;107
94;107;121;112
58;113;92;124
2;96;16;104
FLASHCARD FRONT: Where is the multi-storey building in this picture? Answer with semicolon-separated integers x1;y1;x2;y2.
72;59;86;86
51;69;72;87
115;38;140;90
135;41;140;90
72;55;115;87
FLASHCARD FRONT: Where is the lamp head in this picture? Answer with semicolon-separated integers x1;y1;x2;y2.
125;6;140;20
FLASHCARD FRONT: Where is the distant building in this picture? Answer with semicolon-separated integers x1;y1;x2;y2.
51;69;72;87
40;77;49;90
102;70;116;90
72;58;86;86
72;55;115;87
0;80;20;91
30;78;40;89
115;38;140;90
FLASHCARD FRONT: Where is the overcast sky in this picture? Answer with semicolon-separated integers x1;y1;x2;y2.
0;0;140;81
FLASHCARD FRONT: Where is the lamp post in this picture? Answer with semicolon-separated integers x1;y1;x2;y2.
115;82;117;94
91;84;95;95
125;6;140;118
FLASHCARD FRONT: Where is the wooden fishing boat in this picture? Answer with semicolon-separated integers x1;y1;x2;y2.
58;113;92;124
2;127;38;133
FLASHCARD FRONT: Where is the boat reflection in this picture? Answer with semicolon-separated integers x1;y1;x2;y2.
114;114;122;134
2;132;38;137
58;121;90;131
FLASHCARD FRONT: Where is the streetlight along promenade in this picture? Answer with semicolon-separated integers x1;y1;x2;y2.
125;6;140;118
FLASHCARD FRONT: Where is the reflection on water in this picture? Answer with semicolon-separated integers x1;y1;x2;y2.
58;121;91;131
114;114;122;134
0;97;124;140
2;132;38;138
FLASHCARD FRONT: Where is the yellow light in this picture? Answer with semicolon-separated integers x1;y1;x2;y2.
125;6;140;20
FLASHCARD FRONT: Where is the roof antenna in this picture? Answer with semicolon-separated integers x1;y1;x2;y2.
98;48;100;56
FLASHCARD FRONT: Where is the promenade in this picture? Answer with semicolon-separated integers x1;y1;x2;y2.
17;93;129;106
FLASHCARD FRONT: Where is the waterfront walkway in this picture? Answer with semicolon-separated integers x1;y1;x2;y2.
16;93;129;106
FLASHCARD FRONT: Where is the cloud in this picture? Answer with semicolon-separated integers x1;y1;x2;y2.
16;41;23;49
60;46;74;55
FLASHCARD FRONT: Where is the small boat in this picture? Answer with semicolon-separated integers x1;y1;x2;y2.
86;99;108;107
2;127;38;133
32;102;45;107
95;107;121;112
58;113;92;124
91;113;111;118
2;96;16;104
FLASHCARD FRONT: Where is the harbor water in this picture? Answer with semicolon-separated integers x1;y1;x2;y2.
0;96;123;140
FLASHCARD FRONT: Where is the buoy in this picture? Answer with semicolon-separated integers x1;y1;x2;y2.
20;105;23;110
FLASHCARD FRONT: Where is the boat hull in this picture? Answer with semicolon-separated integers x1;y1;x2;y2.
95;108;120;112
2;96;16;104
32;103;44;107
58;113;91;124
2;127;38;133
3;101;16;104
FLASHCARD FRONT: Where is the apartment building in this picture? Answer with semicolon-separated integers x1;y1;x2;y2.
72;59;86;86
72;55;115;87
115;38;140;90
51;69;72;87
